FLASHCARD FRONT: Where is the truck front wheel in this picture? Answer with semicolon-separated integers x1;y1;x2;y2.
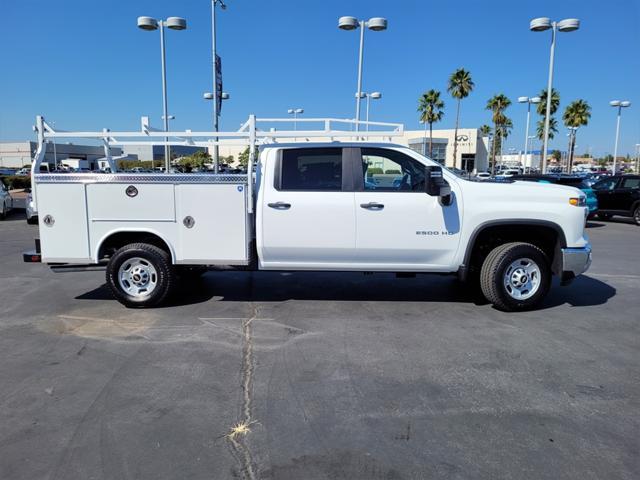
106;243;175;308
480;242;551;312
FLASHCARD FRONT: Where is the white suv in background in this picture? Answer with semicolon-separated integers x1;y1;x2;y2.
1;183;13;220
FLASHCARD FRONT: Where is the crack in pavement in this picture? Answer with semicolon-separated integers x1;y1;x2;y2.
226;303;259;480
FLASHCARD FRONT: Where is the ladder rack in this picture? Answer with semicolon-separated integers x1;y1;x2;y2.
31;114;405;214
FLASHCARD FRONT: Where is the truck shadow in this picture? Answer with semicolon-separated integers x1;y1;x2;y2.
203;271;614;310
77;272;615;310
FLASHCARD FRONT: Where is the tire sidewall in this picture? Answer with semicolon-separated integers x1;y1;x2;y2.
492;245;551;311
106;244;173;307
634;206;640;226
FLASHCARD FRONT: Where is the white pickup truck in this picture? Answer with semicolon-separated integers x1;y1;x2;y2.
24;115;591;311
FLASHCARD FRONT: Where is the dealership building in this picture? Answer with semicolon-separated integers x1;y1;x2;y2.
213;127;490;172
0;142;124;169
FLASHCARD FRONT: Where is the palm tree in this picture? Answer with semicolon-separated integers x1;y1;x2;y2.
486;94;512;175
479;124;491;136
536;88;560;170
447;69;474;167
536;88;560;117
496;116;513;159
536;117;558;168
417;90;445;158
563;99;591;172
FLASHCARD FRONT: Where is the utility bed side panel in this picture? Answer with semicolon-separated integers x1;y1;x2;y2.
37;183;90;262
87;183;176;222
175;184;248;264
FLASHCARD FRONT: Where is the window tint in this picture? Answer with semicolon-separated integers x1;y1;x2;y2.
621;177;640;189
361;148;426;192
280;148;342;191
593;178;618;191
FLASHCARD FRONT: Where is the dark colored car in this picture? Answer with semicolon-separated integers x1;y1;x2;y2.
591;175;640;225
509;174;598;216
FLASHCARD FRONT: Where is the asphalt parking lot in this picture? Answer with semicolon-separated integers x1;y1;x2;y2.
1;211;638;480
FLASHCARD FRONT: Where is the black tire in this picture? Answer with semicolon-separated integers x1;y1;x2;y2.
0;202;6;220
633;206;640;226
106;243;175;308
26;215;38;225
480;242;551;312
597;212;612;221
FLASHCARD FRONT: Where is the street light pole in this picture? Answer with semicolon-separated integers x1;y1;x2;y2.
338;16;387;132
530;17;579;174
210;0;226;173
158;22;170;171
518;96;541;168
138;16;187;173
287;108;304;131
364;91;381;131
610;100;631;174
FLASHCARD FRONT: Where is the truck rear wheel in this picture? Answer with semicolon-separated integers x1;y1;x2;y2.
480;242;551;312
106;243;175;308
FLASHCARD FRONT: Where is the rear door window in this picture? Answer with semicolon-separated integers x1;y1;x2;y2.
279;148;343;191
621;178;640;189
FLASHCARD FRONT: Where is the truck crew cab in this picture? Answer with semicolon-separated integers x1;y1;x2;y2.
24;115;592;311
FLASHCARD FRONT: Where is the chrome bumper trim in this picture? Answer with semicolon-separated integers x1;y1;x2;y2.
561;244;592;276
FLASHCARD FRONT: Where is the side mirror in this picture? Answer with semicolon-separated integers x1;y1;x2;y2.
425;165;451;197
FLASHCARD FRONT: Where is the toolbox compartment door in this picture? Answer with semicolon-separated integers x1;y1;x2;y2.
37;183;90;262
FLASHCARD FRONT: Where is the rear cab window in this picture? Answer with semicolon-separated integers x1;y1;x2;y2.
277;148;344;191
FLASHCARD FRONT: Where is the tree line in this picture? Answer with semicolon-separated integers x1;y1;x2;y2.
417;69;591;174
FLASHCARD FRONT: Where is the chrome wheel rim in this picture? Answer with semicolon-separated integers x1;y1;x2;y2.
503;257;541;300
118;257;158;298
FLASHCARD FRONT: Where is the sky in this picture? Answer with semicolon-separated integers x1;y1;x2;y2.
1;0;639;157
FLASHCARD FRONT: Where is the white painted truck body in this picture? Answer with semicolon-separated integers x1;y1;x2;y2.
33;143;589;270
25;115;592;310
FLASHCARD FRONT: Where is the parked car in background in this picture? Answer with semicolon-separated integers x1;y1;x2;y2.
1;182;13;219
510;174;599;217
475;172;492;180
15;167;31;176
591;175;640;225
26;190;38;224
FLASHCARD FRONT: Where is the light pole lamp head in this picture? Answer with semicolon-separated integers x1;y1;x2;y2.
137;16;159;30
338;16;359;30
518;96;529;103
295;108;303;114
557;18;580;32
610;100;621;107
355;92;366;98
531;96;542;103
367;17;387;31
620;101;631;108
203;92;214;100
221;92;230;100
370;91;382;99
530;17;552;32
166;17;187;30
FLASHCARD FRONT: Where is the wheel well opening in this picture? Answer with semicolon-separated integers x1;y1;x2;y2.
468;224;564;275
98;232;172;262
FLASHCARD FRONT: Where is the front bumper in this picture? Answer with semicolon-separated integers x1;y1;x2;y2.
560;243;592;285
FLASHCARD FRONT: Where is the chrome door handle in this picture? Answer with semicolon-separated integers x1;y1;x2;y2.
360;202;384;210
268;202;291;210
